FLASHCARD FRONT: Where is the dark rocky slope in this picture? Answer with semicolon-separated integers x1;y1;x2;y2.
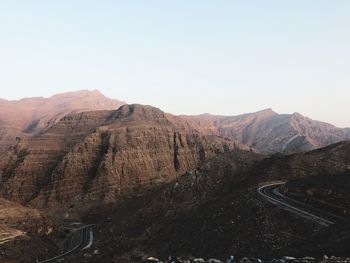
0;198;58;263
278;142;350;219
68;142;350;263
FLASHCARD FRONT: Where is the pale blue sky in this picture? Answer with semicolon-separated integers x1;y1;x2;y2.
0;1;349;127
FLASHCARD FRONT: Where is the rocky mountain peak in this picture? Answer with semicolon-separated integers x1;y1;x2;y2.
253;108;278;119
291;112;306;120
257;108;276;114
50;89;104;99
107;104;169;124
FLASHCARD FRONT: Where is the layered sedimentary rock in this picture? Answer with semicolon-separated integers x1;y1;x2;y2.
0;126;26;155
0;104;236;209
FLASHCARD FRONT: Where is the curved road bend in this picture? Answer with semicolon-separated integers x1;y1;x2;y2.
39;224;93;263
258;182;346;227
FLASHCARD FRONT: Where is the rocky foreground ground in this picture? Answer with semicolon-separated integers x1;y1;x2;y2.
137;256;350;263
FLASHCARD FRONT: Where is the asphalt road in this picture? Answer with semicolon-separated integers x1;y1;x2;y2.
39;224;93;263
258;182;346;227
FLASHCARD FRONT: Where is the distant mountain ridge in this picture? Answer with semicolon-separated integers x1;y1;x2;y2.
182;109;350;153
0;90;125;153
0;90;349;154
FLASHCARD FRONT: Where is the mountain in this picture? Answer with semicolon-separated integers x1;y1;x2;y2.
0;104;237;210
76;141;350;263
2;112;350;262
1;89;349;155
2;91;350;261
0;90;125;153
183;109;350;153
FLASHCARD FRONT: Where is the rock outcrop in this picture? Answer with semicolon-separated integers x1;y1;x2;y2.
0;104;236;209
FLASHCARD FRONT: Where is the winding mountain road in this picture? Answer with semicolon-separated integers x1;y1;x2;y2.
39;224;93;263
258;182;345;226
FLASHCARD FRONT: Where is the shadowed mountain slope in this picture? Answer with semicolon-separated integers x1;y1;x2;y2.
78;141;350;262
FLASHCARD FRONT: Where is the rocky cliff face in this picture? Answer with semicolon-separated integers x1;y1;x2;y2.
183;109;350;153
0;104;236;209
0;90;125;153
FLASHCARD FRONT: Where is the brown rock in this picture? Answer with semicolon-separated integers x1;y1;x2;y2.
0;104;237;210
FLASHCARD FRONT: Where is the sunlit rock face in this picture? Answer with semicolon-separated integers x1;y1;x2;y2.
183;109;350;153
0;90;125;154
0;104;237;209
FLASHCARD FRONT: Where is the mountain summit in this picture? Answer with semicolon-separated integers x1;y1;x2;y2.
0;90;125;153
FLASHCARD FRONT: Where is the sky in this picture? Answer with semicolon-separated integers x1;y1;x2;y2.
0;1;349;127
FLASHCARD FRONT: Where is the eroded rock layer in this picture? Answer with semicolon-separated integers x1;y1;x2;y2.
0;104;236;209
